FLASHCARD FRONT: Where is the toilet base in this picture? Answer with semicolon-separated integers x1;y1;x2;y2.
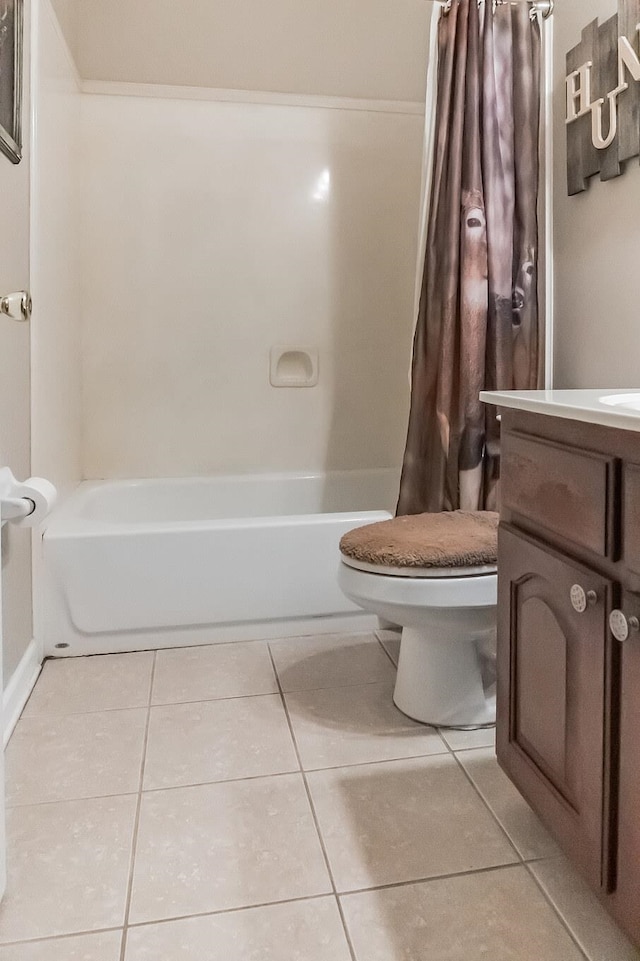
394;625;496;728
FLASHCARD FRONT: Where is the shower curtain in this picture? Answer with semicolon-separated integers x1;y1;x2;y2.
397;0;541;516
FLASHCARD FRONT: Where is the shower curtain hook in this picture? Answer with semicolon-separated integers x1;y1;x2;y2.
532;0;554;19
441;0;553;21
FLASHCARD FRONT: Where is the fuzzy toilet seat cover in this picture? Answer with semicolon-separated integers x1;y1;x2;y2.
339;510;499;572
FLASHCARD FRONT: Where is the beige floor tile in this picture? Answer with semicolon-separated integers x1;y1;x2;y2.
341;865;585;961
7;709;147;806
152;642;277;705
270;633;395;692
0;796;137;943
457;747;561;860
306;755;517;892
285;682;446;770
143;695;298;790
531;857;640;961
439;725;496;751
125;898;351;960
0;931;123;960
129;774;331;923
23;653;154;716
378;637;401;666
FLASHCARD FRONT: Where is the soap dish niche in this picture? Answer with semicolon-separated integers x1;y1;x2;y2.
270;347;319;388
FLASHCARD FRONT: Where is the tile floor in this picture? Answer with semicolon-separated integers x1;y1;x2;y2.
1;631;639;960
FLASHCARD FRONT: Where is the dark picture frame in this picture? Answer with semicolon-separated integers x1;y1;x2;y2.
0;0;22;164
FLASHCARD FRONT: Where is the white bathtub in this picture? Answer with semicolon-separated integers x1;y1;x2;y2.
40;470;397;656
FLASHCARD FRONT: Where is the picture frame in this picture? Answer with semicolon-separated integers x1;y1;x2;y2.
0;0;22;164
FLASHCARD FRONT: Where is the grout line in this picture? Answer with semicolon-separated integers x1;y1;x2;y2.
336;859;522;899
20;703;153;719
21;689;279;718
376;636;399;668
16;704;151;721
523;861;591;961
1;861;535;947
176;862;520;920
6;790;141;810
5;748;478;810
6;749;477;811
276;677;396;696
21;678;406;719
141;768;301;794
266;648;331;874
123;892;345;930
444;741;496;752
119;650;157;961
450;751;524;864
334;895;359;960
0;927;124;949
266;645;357;961
6;719;497;810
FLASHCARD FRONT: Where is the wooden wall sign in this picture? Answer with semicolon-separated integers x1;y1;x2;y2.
566;0;640;195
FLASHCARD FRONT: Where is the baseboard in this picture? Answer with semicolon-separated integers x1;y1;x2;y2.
3;640;43;746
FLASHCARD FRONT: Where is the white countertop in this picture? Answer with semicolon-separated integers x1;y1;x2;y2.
480;389;640;433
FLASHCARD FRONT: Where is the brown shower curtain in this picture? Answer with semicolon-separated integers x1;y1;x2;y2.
397;0;541;516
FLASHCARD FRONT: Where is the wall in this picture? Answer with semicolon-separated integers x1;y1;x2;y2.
67;0;429;103
48;0;77;55
80;93;424;478
553;0;640;387
0;3;33;687
31;0;82;493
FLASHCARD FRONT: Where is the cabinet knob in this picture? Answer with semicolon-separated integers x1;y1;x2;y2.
609;610;640;643
570;585;597;613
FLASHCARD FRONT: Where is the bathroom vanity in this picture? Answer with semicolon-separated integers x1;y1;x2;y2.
480;389;640;947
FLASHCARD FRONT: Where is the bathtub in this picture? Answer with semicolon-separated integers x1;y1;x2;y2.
40;470;398;656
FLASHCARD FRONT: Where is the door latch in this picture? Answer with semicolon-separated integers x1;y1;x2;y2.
0;290;32;322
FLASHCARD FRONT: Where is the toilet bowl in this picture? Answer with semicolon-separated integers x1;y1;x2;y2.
338;510;499;727
339;559;497;726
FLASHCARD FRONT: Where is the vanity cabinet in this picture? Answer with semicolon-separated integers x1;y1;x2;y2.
496;408;640;946
614;589;640;933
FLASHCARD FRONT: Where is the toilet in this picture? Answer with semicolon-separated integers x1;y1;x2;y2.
338;511;498;728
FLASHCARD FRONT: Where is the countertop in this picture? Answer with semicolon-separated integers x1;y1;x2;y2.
480;389;640;434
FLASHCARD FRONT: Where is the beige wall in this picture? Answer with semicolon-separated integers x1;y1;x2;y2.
49;0;77;53
0;3;33;686
553;0;640;387
31;0;82;493
53;0;429;102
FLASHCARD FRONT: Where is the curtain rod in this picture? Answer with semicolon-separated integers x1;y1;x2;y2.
438;0;554;19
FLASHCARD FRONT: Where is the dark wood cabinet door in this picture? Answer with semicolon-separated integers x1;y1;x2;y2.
497;525;613;889
611;590;640;942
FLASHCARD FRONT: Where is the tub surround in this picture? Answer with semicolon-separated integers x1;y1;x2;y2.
80;93;421;480
482;391;640;947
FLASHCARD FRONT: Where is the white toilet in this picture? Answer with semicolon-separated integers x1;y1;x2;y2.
338;511;498;728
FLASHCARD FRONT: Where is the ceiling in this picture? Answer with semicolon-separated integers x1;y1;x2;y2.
51;0;431;102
